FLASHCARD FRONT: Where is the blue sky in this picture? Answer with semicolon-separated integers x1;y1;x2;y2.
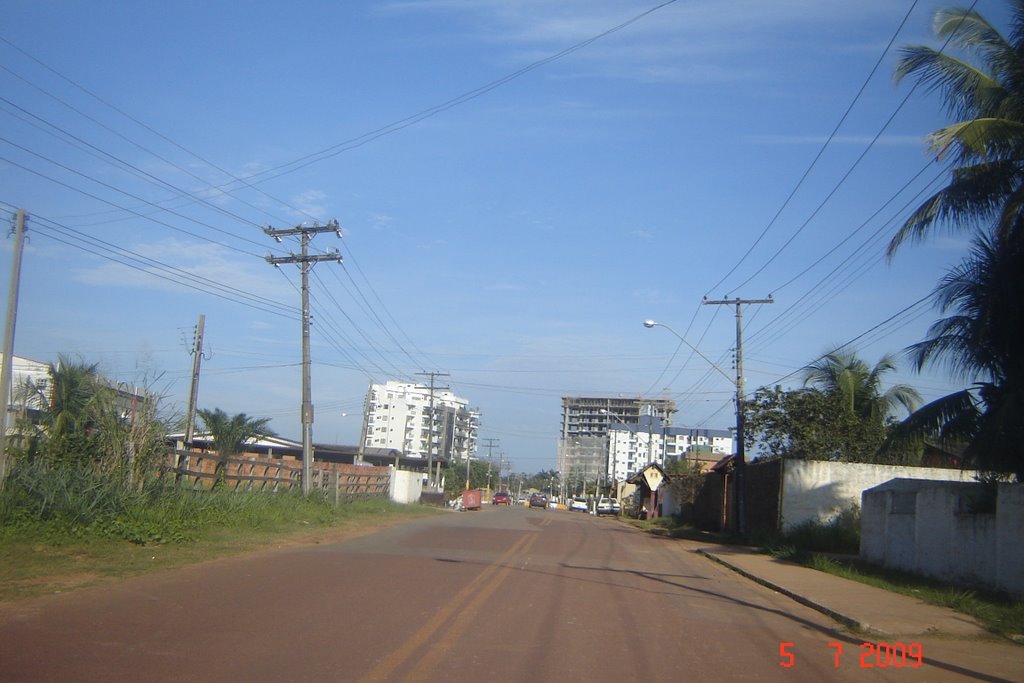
0;0;1008;473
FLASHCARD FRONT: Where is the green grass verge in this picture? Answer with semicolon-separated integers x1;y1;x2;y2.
801;554;1024;642
0;494;439;603
632;515;1023;643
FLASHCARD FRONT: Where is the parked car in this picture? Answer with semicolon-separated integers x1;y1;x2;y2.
596;497;619;516
569;496;588;512
492;491;511;506
528;493;548;509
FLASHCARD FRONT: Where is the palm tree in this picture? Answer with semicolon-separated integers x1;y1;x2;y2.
885;3;1024;479
802;350;921;423
889;2;1024;256
196;408;275;488
887;229;1024;479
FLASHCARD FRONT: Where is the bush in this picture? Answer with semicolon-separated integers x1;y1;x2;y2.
783;505;861;555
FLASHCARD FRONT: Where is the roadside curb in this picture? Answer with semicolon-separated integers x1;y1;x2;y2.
698;548;870;633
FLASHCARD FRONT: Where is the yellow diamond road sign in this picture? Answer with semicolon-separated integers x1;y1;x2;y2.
643;467;663;491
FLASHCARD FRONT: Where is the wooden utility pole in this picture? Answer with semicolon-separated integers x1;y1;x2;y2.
0;210;26;490
703;295;773;535
265;221;342;495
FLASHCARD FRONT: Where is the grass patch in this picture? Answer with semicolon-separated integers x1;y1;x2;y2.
802;554;1024;641
0;468;440;603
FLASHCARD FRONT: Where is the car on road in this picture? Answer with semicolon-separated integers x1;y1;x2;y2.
528;493;548;509
596;497;619;516
492;491;511;506
569;496;588;512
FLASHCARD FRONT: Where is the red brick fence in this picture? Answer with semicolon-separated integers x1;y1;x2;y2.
165;449;391;501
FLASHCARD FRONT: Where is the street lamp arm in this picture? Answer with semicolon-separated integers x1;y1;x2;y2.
643;320;736;386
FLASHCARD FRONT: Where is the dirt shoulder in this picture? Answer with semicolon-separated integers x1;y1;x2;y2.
0;509;440;605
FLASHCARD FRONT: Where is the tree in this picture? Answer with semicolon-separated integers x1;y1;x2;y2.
889;3;1024;256
802;350;921;423
885;230;1024;479
744;386;900;463
885;3;1024;480
196;408;275;488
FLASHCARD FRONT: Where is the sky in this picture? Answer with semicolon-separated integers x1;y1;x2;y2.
0;0;1010;474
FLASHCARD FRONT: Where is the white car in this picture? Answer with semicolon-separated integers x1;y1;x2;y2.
569;497;588;512
596;497;619;516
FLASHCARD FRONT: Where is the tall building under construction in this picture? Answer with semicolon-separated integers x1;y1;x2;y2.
556;395;676;489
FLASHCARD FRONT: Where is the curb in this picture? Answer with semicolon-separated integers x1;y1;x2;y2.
698;548;873;634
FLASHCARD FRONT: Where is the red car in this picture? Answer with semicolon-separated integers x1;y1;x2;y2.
492;491;511;506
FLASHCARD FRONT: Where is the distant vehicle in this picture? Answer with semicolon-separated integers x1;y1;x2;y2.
569;497;588;512
529;493;548;509
596;497;619;516
492;491;511;506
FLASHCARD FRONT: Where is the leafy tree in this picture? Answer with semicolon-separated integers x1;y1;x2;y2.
196;408;275;488
441;459;493;499
745;386;916;464
802;350;920;423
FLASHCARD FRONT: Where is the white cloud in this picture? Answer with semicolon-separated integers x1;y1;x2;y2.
292;189;329;219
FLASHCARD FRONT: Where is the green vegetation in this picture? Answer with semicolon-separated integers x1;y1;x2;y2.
806;556;1024;641
883;2;1024;481
744;352;922;464
0;358;435;604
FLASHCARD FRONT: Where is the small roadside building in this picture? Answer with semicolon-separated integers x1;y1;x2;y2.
627;463;670;520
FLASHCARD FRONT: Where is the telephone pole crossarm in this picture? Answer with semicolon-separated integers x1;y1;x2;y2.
263;221;343;496
702;295;774;536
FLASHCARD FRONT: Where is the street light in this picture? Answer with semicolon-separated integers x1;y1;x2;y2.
643;319;747;536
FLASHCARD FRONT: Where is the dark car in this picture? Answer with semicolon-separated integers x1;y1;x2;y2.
528;493;548;509
492;491;511;506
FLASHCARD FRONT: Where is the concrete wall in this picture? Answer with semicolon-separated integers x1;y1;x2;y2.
389;467;424;504
862;482;1023;597
780;460;977;532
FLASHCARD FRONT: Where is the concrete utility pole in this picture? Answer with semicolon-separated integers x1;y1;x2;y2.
416;370;448;488
357;381;373;465
0;210;27;490
703;295;773;536
265;221;342;496
184;314;206;448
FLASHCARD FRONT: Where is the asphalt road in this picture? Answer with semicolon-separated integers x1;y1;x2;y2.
0;507;1010;681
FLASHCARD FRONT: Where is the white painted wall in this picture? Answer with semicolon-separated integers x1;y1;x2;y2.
780;460;978;532
388;467;424;505
862;482;1023;597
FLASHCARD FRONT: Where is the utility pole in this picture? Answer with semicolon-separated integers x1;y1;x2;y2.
703;295;773;536
0;210;27;491
416;370;448;489
265;221;342;496
184;314;206;448
357;381;373;466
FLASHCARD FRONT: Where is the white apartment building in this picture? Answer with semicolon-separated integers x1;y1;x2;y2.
557;395;676;486
363;380;478;462
607;417;734;482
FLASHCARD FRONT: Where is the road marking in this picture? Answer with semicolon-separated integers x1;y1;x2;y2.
357;531;536;683
402;532;540;682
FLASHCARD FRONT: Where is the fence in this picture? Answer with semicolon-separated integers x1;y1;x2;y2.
165;449;391;501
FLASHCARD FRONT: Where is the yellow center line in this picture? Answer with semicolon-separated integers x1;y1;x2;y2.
402;532;540;682
357;531;535;683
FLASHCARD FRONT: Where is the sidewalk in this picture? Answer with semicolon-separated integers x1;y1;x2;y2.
699;545;988;638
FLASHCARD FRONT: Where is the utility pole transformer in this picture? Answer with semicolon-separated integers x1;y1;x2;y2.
0;210;27;491
703;295;773;536
265;221;342;496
